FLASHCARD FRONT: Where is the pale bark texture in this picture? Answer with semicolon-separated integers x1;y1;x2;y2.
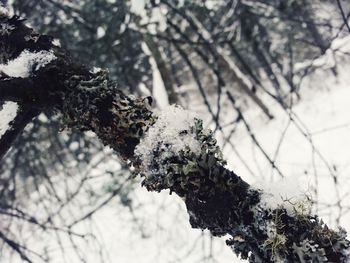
0;12;349;263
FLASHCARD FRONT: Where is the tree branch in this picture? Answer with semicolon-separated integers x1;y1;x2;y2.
0;105;40;160
0;78;35;102
336;0;350;33
0;230;33;263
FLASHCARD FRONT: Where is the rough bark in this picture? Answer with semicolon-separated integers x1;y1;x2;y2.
0;11;349;263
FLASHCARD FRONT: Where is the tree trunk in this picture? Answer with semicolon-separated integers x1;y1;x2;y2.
0;12;349;263
143;33;179;105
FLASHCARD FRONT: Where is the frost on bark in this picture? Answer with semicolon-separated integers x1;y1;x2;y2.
0;11;349;263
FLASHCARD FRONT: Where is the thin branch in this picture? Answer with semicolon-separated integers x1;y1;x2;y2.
0;230;33;263
0;105;40;160
336;0;350;33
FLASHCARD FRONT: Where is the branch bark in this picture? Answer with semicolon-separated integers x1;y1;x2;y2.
0;78;35;102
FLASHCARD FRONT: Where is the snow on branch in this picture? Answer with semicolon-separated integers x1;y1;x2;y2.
0;50;56;78
0;101;18;137
256;178;313;217
0;5;8;18
135;105;201;178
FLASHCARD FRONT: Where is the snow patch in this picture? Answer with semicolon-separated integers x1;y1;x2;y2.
0;101;19;137
135;105;201;175
52;39;61;47
255;177;312;216
90;66;103;74
294;35;350;72
130;0;146;17
69;141;79;151
330;35;350;53
97;26;106;39
0;50;56;78
0;5;9;17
